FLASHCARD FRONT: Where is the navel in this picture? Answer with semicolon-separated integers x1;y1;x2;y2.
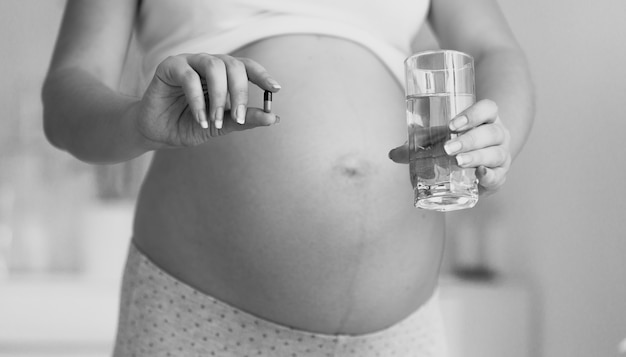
332;153;373;180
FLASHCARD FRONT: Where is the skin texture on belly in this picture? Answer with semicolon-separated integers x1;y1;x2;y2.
133;35;445;334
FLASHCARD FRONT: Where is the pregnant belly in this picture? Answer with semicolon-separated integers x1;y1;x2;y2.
133;35;445;334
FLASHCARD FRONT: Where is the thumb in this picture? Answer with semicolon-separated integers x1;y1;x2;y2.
388;140;451;164
388;142;409;164
210;108;280;136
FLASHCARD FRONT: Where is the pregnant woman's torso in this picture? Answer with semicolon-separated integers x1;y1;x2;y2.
133;35;445;335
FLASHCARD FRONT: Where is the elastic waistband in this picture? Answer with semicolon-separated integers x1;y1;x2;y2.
114;241;447;356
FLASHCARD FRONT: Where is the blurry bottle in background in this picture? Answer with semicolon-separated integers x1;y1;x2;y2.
7;142;94;275
2;78;96;275
0;159;15;278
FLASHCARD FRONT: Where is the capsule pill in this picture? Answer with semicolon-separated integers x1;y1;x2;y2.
263;91;272;113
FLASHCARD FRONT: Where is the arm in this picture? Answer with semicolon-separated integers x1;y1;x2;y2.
428;0;535;160
43;0;281;165
42;0;148;164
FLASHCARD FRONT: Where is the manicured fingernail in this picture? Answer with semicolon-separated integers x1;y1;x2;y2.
477;166;488;176
450;115;468;131
236;104;246;124
456;154;472;166
388;147;398;159
215;117;223;129
268;79;281;90
444;141;462;155
197;110;209;129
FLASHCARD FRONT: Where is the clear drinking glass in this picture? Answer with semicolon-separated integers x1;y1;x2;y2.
404;50;479;211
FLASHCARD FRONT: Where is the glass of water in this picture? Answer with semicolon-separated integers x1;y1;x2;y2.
404;50;479;211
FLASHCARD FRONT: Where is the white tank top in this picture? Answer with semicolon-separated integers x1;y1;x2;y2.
134;0;430;87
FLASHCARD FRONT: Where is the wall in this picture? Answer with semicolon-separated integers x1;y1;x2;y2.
0;0;93;274
482;0;626;356
0;0;146;275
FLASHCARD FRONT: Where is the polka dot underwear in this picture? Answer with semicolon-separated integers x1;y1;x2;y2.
113;242;448;357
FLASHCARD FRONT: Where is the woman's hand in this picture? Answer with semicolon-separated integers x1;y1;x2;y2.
135;53;281;149
389;99;511;197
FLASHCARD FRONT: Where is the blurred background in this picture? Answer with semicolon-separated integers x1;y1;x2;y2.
0;0;625;356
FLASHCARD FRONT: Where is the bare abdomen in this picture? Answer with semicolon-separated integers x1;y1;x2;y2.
133;35;445;334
